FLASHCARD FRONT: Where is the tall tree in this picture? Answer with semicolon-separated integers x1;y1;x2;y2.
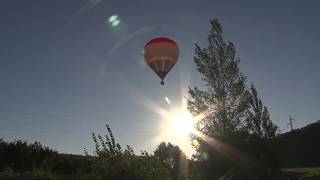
187;18;279;179
188;18;249;139
187;18;249;179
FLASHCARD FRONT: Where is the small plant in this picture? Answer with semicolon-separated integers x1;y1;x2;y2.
91;124;126;158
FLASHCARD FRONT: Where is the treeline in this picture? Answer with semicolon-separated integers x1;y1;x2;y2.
0;125;187;180
276;121;320;168
0;139;91;179
0;139;56;172
1;121;320;179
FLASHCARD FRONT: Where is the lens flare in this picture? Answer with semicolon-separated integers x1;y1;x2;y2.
111;19;120;27
107;14;120;27
108;15;118;23
68;0;103;25
165;97;171;105
191;137;200;147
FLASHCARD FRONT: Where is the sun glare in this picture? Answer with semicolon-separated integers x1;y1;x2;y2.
160;108;196;156
170;110;194;137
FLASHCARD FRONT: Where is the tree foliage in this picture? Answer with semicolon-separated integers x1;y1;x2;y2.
154;142;188;180
188;19;248;138
0;139;57;172
246;84;278;139
187;18;280;179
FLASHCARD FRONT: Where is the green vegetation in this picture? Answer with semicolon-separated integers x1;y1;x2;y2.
154;142;188;179
87;124;172;180
0;125;174;180
283;167;320;179
187;18;280;179
0;122;320;179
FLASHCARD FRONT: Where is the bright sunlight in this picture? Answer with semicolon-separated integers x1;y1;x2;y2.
170;110;194;138
159;106;196;156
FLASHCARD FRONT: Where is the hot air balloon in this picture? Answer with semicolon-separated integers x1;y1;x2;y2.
144;37;179;85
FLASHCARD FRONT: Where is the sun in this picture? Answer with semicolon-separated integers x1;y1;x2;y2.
159;107;196;155
170;110;194;138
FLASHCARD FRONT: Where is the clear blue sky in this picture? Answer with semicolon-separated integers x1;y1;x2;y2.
1;0;319;155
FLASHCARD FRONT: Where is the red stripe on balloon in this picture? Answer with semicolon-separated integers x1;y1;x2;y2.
145;37;177;47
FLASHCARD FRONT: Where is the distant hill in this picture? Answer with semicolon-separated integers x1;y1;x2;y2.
276;120;320;168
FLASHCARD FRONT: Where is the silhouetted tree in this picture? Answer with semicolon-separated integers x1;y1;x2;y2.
188;18;248;138
187;18;249;179
242;85;281;179
246;84;278;139
154;142;188;179
187;18;280;179
0;139;57;172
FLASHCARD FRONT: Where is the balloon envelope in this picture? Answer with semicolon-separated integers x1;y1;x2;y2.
144;37;179;85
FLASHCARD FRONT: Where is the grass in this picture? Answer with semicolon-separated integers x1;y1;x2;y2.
282;167;320;178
